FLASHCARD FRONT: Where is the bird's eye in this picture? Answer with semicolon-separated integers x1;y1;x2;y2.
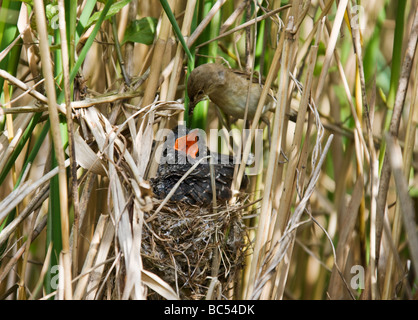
198;90;204;95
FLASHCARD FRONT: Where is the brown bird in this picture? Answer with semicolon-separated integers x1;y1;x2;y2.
187;63;275;127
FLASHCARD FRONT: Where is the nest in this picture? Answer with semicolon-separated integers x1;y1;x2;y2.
142;198;248;300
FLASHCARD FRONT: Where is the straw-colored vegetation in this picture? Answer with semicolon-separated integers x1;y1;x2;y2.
0;0;417;300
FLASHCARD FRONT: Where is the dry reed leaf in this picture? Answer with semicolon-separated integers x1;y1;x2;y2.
29;243;53;300
0;31;23;63
81;107;109;150
73;214;109;300
85;219;115;300
122;181;146;300
0;183;48;247
76;104;178;299
141;269;180;300
0;128;23;175
0;159;70;223
328;176;364;299
0;180;30;223
134;112;154;177
72;128;107;176
0;112;33;157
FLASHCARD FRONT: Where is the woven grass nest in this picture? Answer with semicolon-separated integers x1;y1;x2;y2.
142;197;249;300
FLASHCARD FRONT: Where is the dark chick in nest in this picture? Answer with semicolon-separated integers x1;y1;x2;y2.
151;125;249;206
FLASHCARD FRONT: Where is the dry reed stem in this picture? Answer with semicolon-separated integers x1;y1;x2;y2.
219;0;247;35
141;0;172;109
345;1;380;299
315;0;348;101
232;0;261;205
28;243;53;300
268;19;322;300
0;183;48;247
124;0;138;79
328;177;364;298
348;5;371;287
196;4;292;49
57;0;81;279
1;106;47;114
232;17;285;194
17;182;40;299
0;31;23;62
3;81;14;146
260;4;302;299
0;69;65;114
144;0;175;179
85;219;115;299
251;134;334;299
167;0;196;101
0;214;47;284
121;180;146;300
187;0;228;47
0;159;70;223
385;134;418;279
319;2;370;166
382;50;418;298
244;16;296;300
376;6;418;272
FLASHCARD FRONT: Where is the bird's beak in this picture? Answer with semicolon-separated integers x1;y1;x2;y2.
188;100;196;116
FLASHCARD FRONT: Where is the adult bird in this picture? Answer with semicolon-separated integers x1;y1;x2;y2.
187;63;275;130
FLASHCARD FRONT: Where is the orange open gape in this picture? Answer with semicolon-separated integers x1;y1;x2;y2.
174;129;199;159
